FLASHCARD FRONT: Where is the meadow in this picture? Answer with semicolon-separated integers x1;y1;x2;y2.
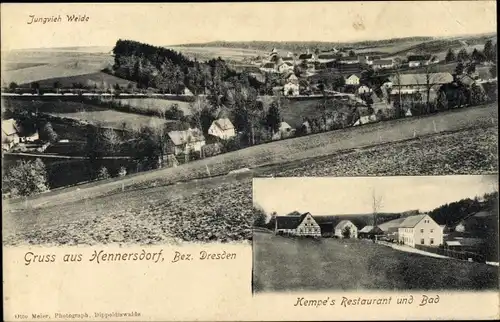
1;49;113;85
113;97;194;116
32;72;136;89
252;232;499;292
2;111;497;246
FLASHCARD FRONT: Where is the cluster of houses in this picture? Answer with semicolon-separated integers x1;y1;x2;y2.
273;211;447;249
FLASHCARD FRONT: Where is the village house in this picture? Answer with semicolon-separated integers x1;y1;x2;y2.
353;114;377;126
298;50;315;63
283;80;299;96
260;62;277;73
2;119;21;151
275;212;322;237
357;85;372;95
2;118;39;151
316;52;337;64
389;72;454;94
334;220;358;239
166;128;206;155
345;74;361;86
208;118;236;140
277;61;294;74
338;56;360;65
359;55;382;65
407;54;439;68
397;214;444;247
372;59;395;70
359;225;384;239
272;121;295;140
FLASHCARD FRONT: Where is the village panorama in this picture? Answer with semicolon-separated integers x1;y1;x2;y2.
1;27;498;248
252;176;499;292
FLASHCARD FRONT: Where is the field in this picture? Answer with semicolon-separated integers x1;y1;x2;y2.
252;232;499;292
1;48;113;85
3;98;173;130
2;118;497;246
32;72;136;89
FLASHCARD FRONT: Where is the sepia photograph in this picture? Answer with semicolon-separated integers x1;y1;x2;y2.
252;176;499;293
1;1;498;321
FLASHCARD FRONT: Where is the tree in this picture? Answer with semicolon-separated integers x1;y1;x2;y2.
3;158;49;197
445;49;456;62
30;82;40;95
101;128;121;155
371;189;383;227
41;122;58;143
483;40;494;62
342;226;352;238
8;82;18;91
265;100;281;134
118;166;127;177
465;62;476;75
455;62;465;75
53;81;61;93
253;207;268;228
457;48;469;62
348;50;356;57
471;48;485;63
97;166;110;180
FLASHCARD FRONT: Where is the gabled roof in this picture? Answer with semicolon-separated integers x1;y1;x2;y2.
335;220;355;230
359;225;374;233
276;212;311;229
378;218;407;231
213;118;234;131
390;72;453;86
282;57;294;61
317;54;337;60
298;53;313;60
398;214;428;228
2;119;19;136
407;54;431;61
373;59;393;65
168;128;204;146
279;122;292;130
346;73;360;79
262;62;275;69
339;56;359;61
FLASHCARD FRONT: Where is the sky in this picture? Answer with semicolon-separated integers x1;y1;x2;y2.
1;2;497;50
253;175;498;216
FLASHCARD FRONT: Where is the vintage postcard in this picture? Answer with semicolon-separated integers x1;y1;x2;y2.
1;1;498;321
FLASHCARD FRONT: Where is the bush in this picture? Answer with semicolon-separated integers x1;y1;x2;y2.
118;166;127;177
2;158;49;197
97;166;110;180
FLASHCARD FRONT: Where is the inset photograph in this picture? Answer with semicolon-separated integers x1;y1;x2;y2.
252;175;499;293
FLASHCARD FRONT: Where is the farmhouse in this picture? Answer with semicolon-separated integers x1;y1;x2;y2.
260;62;277;73
277;62;294;74
1;118;39;151
208;118;236;140
390;72;454;94
316;53;337;64
274;212;321;237
166;128;206;155
359;55;382;65
2;119;21;150
407;54;432;68
372;59;394;70
345;74;361;85
283;81;300;96
334;220;358;239
397;214;444;247
359;226;384;239
298;52;315;63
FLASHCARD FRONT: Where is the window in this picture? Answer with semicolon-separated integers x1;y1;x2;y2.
420;229;424;233
430;238;434;245
307;217;311;220
420;239;425;245
430;229;434;233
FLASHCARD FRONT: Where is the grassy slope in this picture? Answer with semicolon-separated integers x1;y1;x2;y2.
32;72;136;89
1;50;113;85
2;124;497;246
252;232;498;292
4;104;497;210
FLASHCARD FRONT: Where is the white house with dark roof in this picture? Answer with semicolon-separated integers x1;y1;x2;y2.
2;119;21;150
390;72;453;94
208;118;236;140
345;74;361;86
275;212;321;237
397;214;443;247
334;220;358;239
372;59;395;70
167;128;206;155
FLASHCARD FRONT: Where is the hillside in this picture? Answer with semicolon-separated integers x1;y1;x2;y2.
2;104;497;245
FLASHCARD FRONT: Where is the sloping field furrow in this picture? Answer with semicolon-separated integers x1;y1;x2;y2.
4;104;497;211
2;125;497;246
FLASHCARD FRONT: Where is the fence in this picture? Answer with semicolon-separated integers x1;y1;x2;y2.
414;244;485;263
